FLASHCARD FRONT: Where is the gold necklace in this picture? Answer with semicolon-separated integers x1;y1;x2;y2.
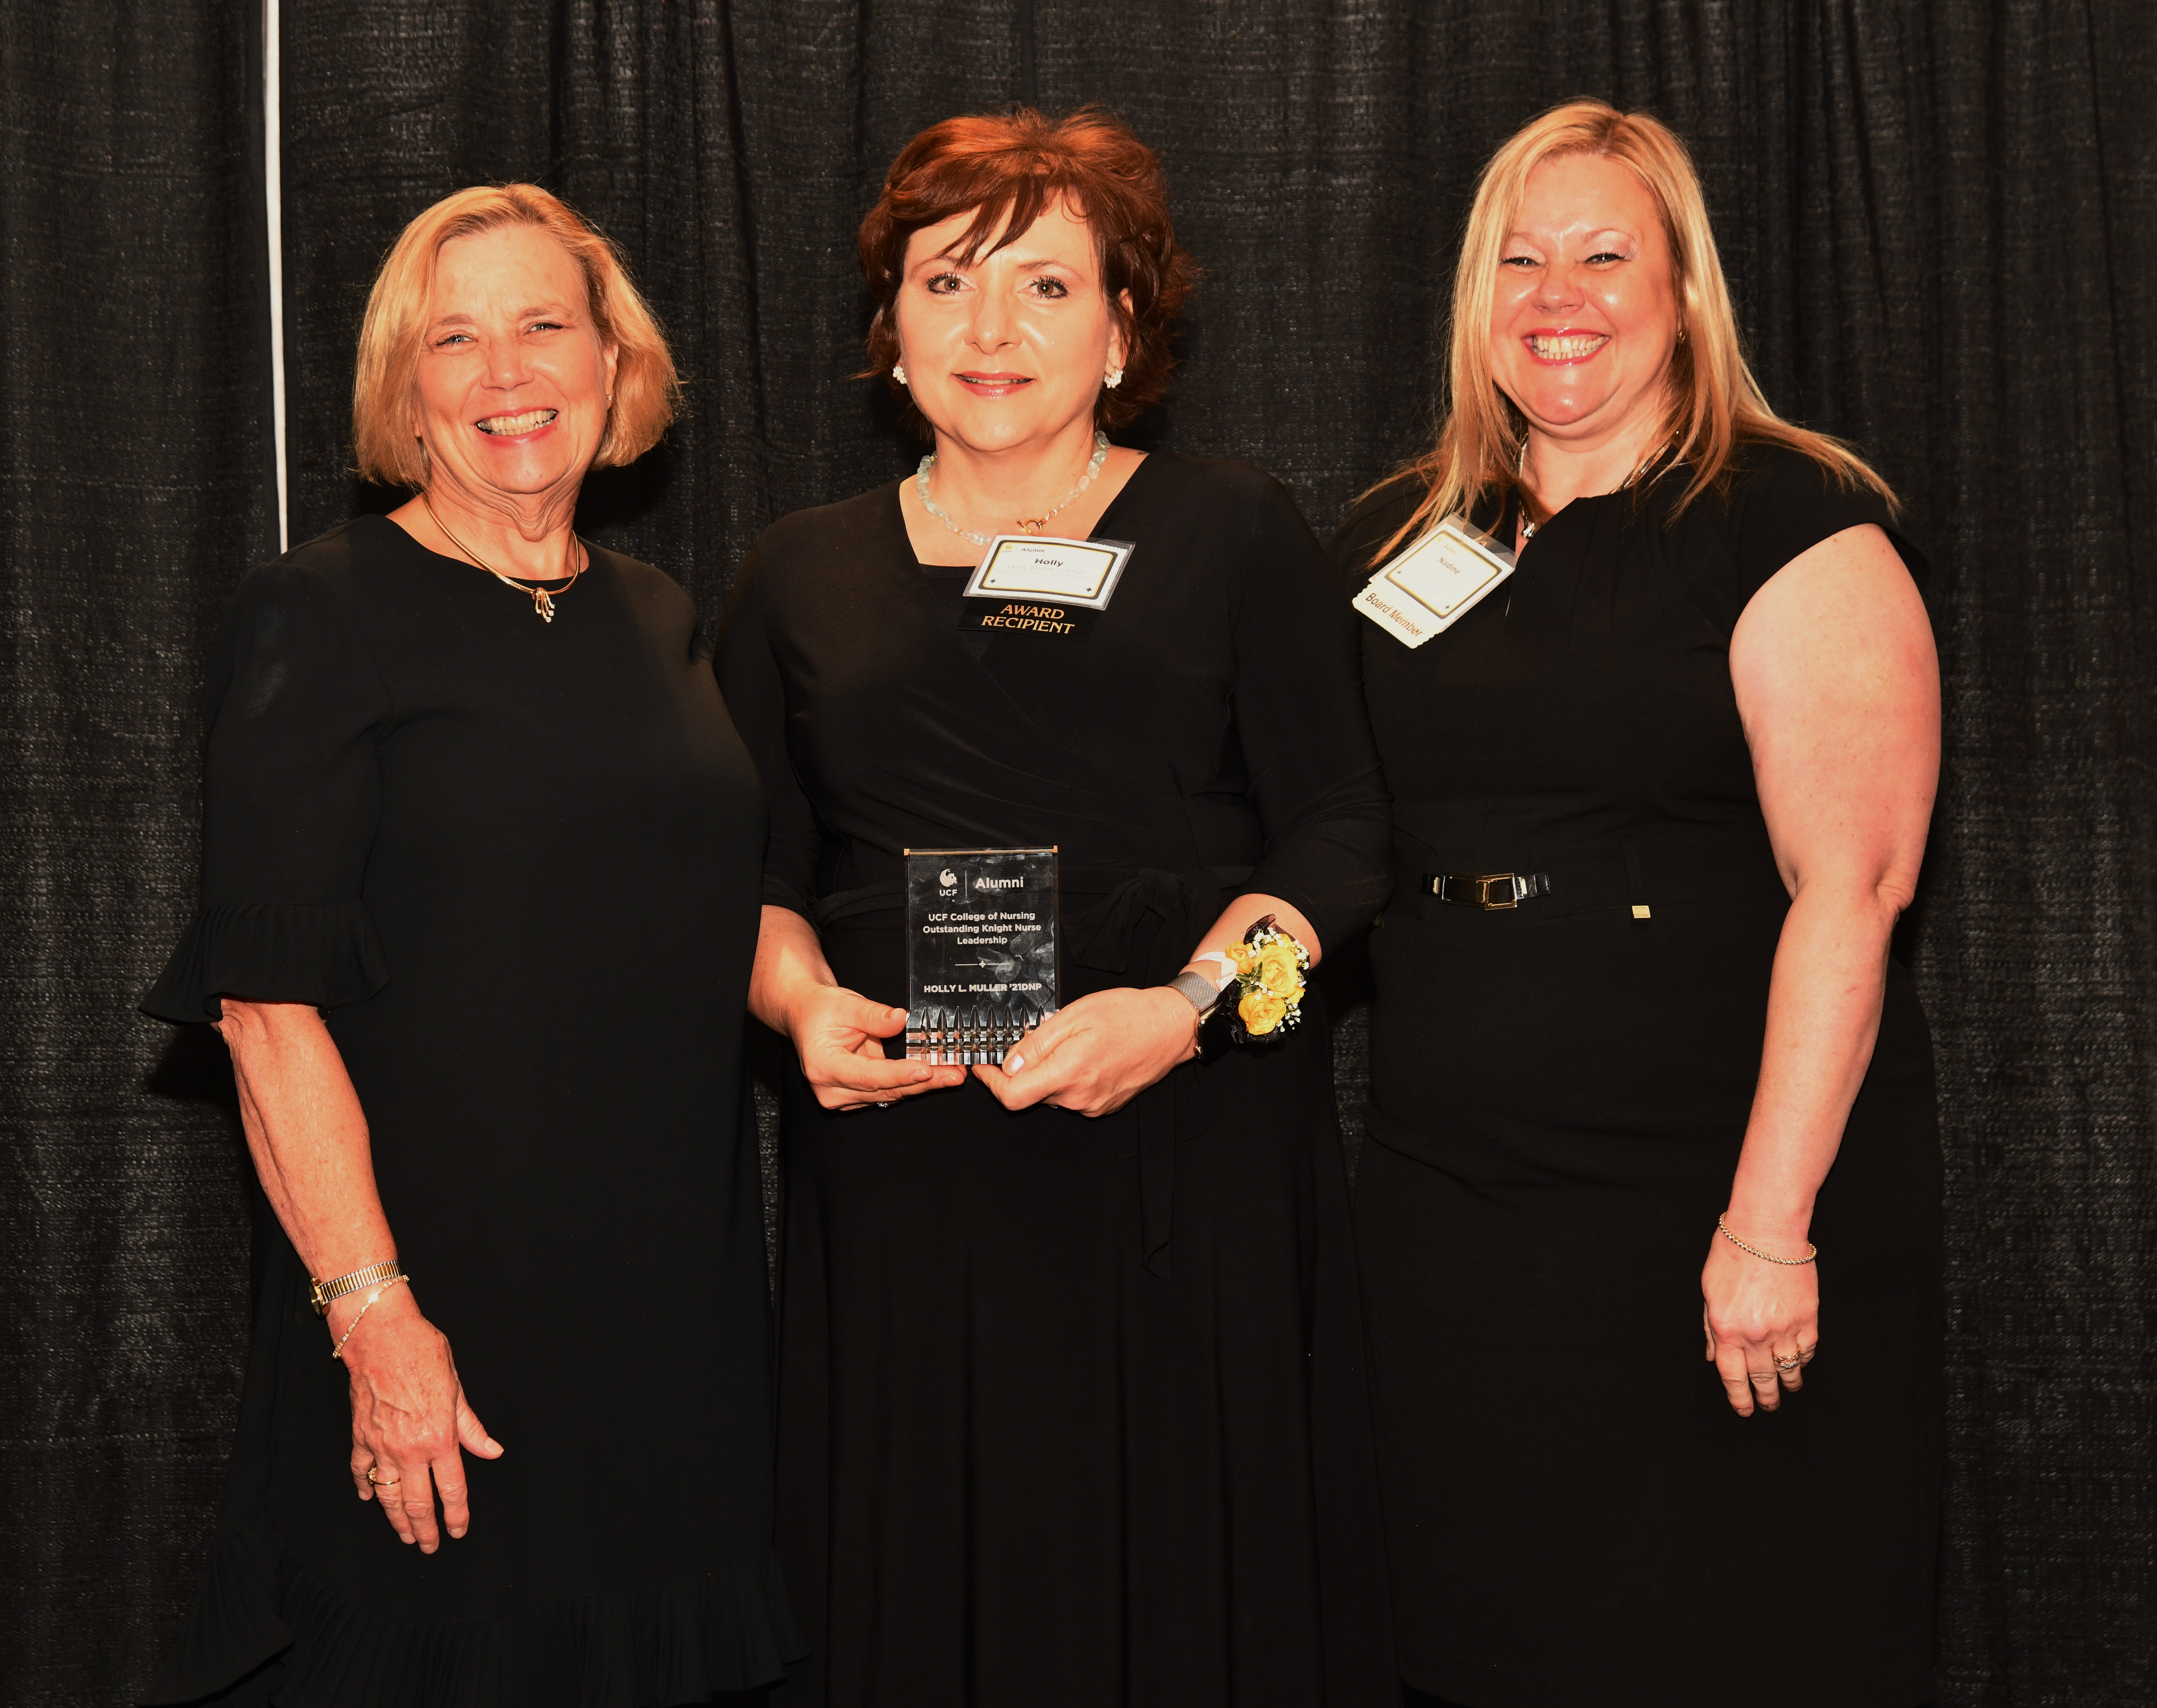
420;492;584;623
1518;431;1677;543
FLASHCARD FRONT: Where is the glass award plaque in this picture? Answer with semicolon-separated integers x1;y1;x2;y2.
903;847;1059;1066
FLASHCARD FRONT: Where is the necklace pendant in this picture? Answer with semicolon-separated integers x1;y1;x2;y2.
533;589;555;623
1017;518;1046;534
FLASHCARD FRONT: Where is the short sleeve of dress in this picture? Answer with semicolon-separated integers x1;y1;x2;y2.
142;564;393;1023
714;541;821;920
1730;443;1929;608
1232;474;1393;952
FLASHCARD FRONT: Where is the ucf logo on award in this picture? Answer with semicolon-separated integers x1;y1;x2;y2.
903;847;1060;1065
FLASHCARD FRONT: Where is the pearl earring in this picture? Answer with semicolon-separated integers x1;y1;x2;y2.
892;363;909;387
1103;367;1124;389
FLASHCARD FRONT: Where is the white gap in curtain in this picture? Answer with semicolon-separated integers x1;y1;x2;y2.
265;0;289;551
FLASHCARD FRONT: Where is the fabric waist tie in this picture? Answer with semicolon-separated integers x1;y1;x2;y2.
810;860;1255;1282
1064;862;1254;1284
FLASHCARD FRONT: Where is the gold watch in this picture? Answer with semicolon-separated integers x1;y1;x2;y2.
309;1259;404;1316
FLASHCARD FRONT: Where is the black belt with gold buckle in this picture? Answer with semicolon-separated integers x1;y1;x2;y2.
1424;871;1552;910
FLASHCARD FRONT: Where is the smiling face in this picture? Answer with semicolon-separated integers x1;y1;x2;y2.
410;223;618;506
1489;152;1680;452
891;197;1128;454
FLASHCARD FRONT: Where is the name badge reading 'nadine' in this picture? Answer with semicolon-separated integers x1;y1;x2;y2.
1353;516;1516;648
960;534;1136;638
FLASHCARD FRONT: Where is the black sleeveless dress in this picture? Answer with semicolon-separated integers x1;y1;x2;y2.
141;517;799;1707
1332;447;1943;1707
715;453;1398;1708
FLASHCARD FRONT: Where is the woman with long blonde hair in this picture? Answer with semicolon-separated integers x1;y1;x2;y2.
1335;102;1942;1703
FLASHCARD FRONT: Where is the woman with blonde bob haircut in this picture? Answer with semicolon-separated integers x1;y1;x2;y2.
1335;102;1942;1704
140;183;798;1706
351;183;678;486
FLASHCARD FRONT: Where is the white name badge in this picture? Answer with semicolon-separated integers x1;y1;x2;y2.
1353;515;1516;648
963;534;1136;610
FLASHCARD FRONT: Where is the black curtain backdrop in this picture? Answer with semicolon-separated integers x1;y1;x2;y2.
2;2;278;1704
4;2;2154;1704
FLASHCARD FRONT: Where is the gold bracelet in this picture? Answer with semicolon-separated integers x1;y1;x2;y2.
310;1259;403;1316
330;1275;409;1361
1717;1214;1816;1266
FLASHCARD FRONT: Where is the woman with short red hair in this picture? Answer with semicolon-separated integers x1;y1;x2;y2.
719;109;1395;1704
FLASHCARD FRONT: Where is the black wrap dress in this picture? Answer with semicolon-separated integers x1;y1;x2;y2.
715;453;1397;1708
143;516;799;1708
1333;446;1943;1707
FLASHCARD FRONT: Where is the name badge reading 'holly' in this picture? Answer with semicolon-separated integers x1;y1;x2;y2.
1353;516;1516;648
960;534;1136;638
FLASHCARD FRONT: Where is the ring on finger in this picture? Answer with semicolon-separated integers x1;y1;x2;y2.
1774;1353;1802;1372
366;1465;401;1486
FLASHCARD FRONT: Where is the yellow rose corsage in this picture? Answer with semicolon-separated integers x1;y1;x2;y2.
1238;987;1290;1035
1219;914;1309;1046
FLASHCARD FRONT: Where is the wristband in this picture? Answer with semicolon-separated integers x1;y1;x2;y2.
1187;950;1238;991
310;1259;404;1316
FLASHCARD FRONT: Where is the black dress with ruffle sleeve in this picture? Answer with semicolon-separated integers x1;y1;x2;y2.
142;516;799;1707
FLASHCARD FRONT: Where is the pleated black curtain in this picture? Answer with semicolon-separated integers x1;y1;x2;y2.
1;2;275;1703
3;1;2153;1703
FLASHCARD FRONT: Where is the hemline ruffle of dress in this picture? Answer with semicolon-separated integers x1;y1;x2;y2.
140;1516;805;1708
141;901;391;1024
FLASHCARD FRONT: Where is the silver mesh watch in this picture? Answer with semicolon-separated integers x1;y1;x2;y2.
1169;968;1225;1019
